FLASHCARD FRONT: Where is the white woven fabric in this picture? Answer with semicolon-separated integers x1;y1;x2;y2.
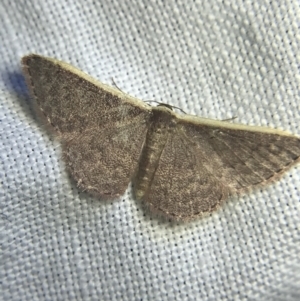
1;1;299;300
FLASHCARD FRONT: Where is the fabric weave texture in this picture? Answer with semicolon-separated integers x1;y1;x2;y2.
1;1;299;300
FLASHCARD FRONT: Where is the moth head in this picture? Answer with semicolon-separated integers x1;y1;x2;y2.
156;103;174;111
155;103;186;115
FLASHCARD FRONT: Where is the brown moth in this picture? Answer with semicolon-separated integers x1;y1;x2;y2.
21;54;300;221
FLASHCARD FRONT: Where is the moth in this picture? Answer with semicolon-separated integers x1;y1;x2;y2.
22;54;300;221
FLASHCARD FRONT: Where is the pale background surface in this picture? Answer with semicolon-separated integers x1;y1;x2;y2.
1;1;300;300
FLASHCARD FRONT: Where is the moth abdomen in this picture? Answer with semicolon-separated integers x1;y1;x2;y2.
134;107;177;200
